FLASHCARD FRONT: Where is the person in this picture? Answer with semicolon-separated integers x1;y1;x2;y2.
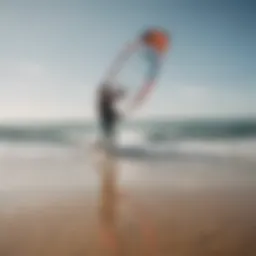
96;83;125;147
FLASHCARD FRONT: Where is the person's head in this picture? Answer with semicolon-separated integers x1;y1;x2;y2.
101;82;111;90
116;87;126;98
99;83;112;96
100;82;127;99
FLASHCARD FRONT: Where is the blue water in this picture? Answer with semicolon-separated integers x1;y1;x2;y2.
0;118;255;193
0;118;255;144
0;118;255;162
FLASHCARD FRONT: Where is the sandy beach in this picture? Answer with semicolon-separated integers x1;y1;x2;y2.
0;0;255;254
0;148;256;256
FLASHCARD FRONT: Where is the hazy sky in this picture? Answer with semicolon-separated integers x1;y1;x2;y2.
0;0;255;121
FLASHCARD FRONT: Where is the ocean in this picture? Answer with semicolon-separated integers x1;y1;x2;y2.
0;118;255;161
0;118;255;193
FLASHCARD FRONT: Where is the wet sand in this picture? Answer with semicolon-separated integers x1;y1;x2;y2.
0;153;256;256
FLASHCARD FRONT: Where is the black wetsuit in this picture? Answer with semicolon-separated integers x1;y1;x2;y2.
97;87;118;138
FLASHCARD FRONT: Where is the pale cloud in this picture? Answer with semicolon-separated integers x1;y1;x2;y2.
136;83;255;119
0;59;254;122
141;85;214;117
0;59;94;121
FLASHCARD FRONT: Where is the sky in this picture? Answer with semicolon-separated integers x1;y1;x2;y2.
0;0;255;121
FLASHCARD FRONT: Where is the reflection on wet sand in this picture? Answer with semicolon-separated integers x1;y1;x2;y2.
0;154;255;255
98;149;119;255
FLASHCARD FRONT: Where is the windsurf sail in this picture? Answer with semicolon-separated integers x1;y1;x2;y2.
101;28;171;113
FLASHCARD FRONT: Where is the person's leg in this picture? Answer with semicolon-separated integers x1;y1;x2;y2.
100;118;116;151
